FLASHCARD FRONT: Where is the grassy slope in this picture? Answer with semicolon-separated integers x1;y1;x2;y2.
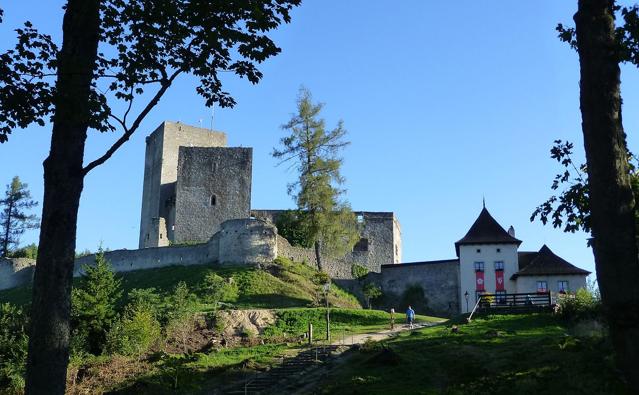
317;314;628;395
0;258;361;309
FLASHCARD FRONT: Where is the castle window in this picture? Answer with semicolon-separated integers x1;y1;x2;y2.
496;248;501;253
474;261;484;272
558;280;569;292
476;248;481;253
353;238;369;252
210;194;217;206
160;233;163;239
536;281;548;293
356;214;364;223
494;261;504;271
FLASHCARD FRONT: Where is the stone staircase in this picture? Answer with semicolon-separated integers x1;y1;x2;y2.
224;345;343;394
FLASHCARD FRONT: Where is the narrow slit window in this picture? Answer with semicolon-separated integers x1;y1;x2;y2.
210;194;217;206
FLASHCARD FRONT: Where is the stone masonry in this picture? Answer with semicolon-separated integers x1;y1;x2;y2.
174;147;252;243
139;121;227;248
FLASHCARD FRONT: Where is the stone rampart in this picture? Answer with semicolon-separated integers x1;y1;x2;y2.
218;219;277;265
366;260;460;317
0;258;36;290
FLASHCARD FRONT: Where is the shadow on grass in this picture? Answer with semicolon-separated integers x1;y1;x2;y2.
235;294;312;308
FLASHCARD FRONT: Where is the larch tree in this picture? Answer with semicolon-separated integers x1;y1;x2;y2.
0;1;301;393
540;1;639;390
0;176;39;257
273;88;359;272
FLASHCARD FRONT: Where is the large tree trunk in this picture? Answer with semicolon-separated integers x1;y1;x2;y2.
574;1;639;390
25;1;101;394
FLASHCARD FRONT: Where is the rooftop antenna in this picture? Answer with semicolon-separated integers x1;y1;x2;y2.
482;196;486;209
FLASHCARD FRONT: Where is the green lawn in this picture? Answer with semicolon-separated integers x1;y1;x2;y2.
316;313;629;395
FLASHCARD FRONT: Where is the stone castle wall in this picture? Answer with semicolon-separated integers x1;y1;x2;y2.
0;219;276;291
366;260;461;317
139;121;227;248
175;147;252;243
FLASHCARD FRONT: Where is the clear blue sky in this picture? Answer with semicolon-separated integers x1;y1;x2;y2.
2;1;639;278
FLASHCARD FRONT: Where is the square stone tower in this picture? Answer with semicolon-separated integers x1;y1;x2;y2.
174;147;252;243
139;121;227;248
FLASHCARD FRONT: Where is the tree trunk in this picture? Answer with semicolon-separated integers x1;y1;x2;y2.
1;199;13;257
574;1;639;390
25;1;101;394
314;239;323;272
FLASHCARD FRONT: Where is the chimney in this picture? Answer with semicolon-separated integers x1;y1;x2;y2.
508;226;515;237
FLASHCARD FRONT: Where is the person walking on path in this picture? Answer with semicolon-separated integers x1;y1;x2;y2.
390;308;395;330
406;305;415;329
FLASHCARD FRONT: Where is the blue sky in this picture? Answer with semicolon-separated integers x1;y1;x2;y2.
2;1;639;278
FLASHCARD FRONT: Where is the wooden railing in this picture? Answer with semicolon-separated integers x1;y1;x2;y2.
476;292;551;310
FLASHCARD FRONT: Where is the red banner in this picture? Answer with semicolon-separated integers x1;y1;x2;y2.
475;271;485;291
495;270;505;291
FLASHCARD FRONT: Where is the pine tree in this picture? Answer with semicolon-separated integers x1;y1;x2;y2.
0;177;39;257
273;88;359;272
71;249;122;354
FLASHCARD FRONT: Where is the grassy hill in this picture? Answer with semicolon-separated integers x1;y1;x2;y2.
0;257;360;309
315;313;629;394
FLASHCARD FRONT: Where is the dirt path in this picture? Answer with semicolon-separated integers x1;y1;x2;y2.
330;320;446;346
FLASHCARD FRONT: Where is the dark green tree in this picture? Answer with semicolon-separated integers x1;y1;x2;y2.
0;2;300;392
0;177;39;257
0;303;29;392
71;249;122;355
362;283;382;310
273;88;359;272
547;2;639;389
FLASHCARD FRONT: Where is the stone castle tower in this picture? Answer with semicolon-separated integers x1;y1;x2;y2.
139;121;252;248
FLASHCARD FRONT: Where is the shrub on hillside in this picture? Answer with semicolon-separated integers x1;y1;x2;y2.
71;249;123;354
127;288;162;318
362;283;382;309
0;303;28;393
8;243;37;259
199;273;238;306
351;264;368;280
106;304;161;356
557;288;602;322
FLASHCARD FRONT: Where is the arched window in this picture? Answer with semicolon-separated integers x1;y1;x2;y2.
210;194;217;206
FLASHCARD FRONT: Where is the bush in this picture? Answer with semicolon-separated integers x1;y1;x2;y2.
71;249;122;354
351;264;369;280
275;210;313;248
557;288;602;322
362;283;382;309
0;303;28;393
199;273;238;306
8;243;37;259
127;288;162;318
106;304;161;356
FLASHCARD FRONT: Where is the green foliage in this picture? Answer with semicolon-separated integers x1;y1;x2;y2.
275;210;313;247
199;273;238;306
0;303;28;393
351;264;369;280
362;283;382;309
0;176;39;258
7;243;37;259
71;249;123;354
532;140;639;237
126;288;162;318
164;282;197;323
272;87;360;261
557;288;602;323
106;304;161;356
312;271;331;286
